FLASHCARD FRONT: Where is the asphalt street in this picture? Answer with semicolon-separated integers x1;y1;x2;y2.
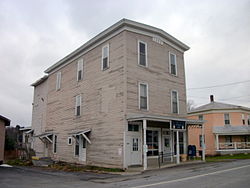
1;159;250;188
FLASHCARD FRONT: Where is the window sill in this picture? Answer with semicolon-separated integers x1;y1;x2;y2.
138;64;148;68
102;67;110;71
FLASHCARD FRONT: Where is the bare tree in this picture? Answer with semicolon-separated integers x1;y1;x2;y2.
187;100;196;112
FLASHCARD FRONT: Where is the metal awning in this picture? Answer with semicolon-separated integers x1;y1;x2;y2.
127;113;204;125
35;132;54;143
71;129;91;144
213;126;250;135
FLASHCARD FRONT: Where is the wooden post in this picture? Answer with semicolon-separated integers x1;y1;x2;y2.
143;119;147;170
176;130;180;164
202;124;205;161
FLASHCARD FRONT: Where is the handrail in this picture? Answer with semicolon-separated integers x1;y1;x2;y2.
218;142;250;150
158;151;174;168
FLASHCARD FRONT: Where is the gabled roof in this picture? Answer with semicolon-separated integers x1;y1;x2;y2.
0;115;10;126
188;101;250;114
44;18;190;74
31;75;48;87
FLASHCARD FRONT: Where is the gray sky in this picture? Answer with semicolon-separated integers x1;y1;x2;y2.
0;0;249;127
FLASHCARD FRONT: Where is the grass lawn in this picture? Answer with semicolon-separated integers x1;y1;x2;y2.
206;153;250;162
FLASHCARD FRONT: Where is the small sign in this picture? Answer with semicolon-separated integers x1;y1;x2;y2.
171;120;186;130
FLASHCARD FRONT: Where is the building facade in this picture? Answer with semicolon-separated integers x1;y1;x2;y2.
0;115;10;164
31;19;201;169
188;95;250;156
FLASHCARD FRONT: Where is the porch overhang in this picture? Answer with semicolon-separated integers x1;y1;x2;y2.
71;129;91;144
35;132;54;143
127;113;204;125
213;126;250;135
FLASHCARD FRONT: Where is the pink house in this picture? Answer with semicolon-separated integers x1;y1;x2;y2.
188;95;250;156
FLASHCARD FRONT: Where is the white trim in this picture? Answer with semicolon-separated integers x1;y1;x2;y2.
138;82;149;111
75;94;82;116
81;133;91;144
101;44;109;70
56;72;61;91
171;90;179;114
77;59;84;81
169;52;177;76
137;40;148;67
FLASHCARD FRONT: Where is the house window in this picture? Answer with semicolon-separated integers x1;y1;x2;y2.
199;135;205;147
169;53;177;75
75;135;79;156
53;135;57;154
224;113;230;125
75;95;81;116
248;116;250;125
128;124;139;132
102;44;109;70
56;72;61;90
132;138;139;151
138;41;147;67
242;114;245;125
225;135;232;143
146;130;159;156
77;59;84;81
198;115;203;120
171;90;179;114
139;83;148;110
68;137;72;145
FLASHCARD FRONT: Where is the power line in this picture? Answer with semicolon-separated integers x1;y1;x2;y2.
187;80;250;90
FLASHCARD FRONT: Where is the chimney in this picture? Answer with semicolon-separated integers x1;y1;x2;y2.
210;95;214;102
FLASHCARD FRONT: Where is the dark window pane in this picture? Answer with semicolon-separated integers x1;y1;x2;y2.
140;97;147;109
78;70;82;80
103;57;108;69
139;42;145;53
140;54;146;66
76;106;81;116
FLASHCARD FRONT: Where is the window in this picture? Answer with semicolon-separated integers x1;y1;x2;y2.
139;83;148;110
56;72;61;90
128;124;139;132
53;135;57;154
248;115;250;126
198;115;203;120
242;114;245;125
146;130;159;156
199;135;205;147
171;90;179;114
132;138;139;151
102;44;109;70
224;113;230;125
138;41;147;66
75;95;81;116
169;53;177;75
77;59;83;81
68;137;72;145
225;135;232;143
75;135;79;156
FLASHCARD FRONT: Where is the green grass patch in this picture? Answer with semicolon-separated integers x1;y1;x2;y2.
6;159;33;166
206;153;250;162
48;162;124;173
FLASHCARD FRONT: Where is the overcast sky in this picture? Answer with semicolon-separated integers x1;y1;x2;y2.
0;0;249;127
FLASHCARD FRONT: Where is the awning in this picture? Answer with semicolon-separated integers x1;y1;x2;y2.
71;129;91;144
24;129;34;134
35;132;54;143
213;126;250;135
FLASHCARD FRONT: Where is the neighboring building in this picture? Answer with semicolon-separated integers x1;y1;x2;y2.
188;95;250;156
0;115;10;164
31;19;202;170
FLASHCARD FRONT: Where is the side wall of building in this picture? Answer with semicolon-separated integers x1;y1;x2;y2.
0;120;5;162
45;31;127;168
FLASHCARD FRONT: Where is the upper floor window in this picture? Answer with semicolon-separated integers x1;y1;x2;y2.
138;41;147;67
56;72;61;91
75;95;81;116
53;135;57;154
242;114;245;125
198;115;203;120
139;83;148;110
169;53;177;76
248;115;250;126
102;44;109;70
171;90;179;114
224;113;230;125
77;59;84;81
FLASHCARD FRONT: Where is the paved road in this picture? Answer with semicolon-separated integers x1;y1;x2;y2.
1;159;250;188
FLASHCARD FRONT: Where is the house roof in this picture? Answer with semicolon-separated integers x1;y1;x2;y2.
213;126;250;135
31;75;48;87
188;101;250;114
0;115;10;126
44;18;190;74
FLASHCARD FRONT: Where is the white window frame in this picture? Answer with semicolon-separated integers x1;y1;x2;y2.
77;59;84;81
138;82;149;110
171;90;179;114
169;52;177;76
224;113;230;125
53;135;57;154
68;137;72;145
75;94;82;116
56;72;61;91
138;40;148;67
101;44;109;70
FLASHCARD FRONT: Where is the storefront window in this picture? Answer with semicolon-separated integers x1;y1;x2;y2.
146;130;159;156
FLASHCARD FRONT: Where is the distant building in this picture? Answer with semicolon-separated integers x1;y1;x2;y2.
188;95;250;155
31;19;202;170
0;115;10;164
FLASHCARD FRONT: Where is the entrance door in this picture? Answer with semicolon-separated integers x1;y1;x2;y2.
44;142;48;157
79;136;86;162
162;135;171;153
130;136;142;165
